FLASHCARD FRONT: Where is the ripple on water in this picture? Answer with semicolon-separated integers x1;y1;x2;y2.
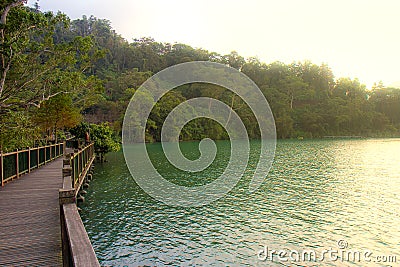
80;139;400;266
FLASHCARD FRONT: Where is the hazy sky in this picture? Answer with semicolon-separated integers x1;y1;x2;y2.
28;0;400;88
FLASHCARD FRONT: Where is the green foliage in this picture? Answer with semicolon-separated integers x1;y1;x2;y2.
0;110;40;151
33;94;82;140
74;17;399;140
0;2;103;151
0;1;399;154
70;122;120;155
90;123;120;153
0;2;103;111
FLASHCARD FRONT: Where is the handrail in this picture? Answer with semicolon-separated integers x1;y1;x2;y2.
61;203;100;266
0;142;66;186
66;143;95;191
59;142;99;266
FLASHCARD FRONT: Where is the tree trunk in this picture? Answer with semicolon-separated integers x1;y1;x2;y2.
225;95;235;127
290;94;294;109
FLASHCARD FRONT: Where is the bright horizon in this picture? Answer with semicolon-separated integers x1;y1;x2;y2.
28;0;400;89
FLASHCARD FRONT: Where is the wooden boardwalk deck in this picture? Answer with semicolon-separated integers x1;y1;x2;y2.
0;158;64;266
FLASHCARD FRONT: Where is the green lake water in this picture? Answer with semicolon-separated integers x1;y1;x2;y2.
80;139;400;266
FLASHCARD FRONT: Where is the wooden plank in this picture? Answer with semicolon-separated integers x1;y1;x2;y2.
0;145;98;267
0;158;63;266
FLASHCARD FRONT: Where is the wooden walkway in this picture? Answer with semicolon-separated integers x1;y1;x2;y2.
0;158;64;266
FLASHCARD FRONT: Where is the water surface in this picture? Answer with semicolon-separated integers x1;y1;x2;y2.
80;139;400;266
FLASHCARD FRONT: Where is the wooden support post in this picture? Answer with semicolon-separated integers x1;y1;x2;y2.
37;147;40;167
1;151;3;187
28;147;31;173
79;154;81;184
63;166;72;178
59;173;75;267
70;153;75;188
59;188;75;204
63;158;71;167
77;157;79;185
44;146;47;164
60;203;72;267
16;149;19;179
80;153;83;177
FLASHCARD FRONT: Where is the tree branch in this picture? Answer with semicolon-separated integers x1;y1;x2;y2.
0;46;12;98
0;1;25;25
29;91;69;108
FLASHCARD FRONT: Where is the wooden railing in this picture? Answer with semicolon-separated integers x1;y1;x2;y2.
69;143;95;191
0;142;65;186
59;142;99;266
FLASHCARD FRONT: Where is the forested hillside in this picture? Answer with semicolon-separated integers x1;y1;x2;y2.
1;2;399;150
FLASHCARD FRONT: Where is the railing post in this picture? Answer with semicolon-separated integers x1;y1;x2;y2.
76;154;79;181
80;150;82;182
80;152;83;176
16;149;19;179
71;152;75;189
37;146;40;167
44;145;47;164
1;151;3;187
28;147;31;173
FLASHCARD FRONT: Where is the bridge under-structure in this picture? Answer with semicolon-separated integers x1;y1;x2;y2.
0;142;99;266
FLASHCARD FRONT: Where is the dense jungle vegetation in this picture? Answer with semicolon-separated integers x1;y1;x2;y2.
1;1;399;151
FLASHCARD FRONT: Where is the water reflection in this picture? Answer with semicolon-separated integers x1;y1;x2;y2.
80;139;400;266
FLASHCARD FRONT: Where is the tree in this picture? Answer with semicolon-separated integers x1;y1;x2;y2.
221;51;245;70
0;110;40;151
33;94;82;141
70;122;120;161
370;87;400;131
0;2;102;112
21;11;396;141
